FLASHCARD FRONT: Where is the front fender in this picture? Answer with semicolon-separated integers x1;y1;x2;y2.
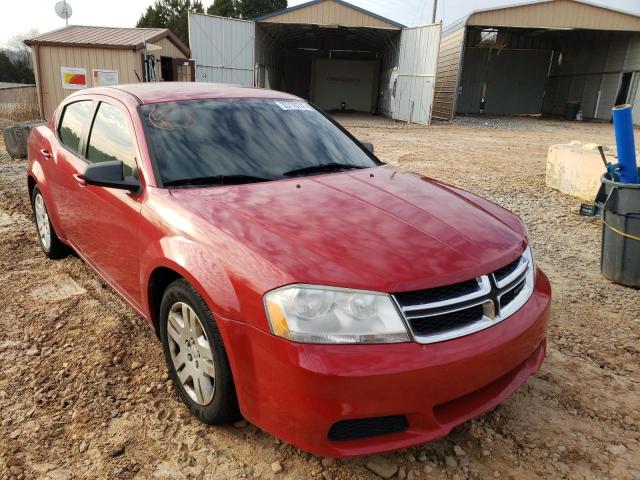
139;235;241;323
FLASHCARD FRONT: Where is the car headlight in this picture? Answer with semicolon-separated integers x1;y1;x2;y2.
520;218;536;287
523;244;536;288
264;285;410;344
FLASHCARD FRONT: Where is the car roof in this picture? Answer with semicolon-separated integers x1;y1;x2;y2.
86;82;302;104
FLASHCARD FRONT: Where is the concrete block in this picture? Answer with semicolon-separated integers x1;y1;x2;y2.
2;121;45;159
546;141;616;201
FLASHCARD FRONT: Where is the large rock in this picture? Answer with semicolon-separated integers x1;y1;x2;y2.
545;142;620;201
3;120;45;159
365;456;398;479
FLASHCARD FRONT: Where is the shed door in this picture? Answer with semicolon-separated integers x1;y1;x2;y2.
188;12;255;86
392;24;441;125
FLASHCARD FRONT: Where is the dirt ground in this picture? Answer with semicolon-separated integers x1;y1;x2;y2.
1;115;639;480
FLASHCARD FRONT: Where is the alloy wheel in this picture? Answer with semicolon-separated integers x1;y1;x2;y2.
34;193;51;251
167;302;216;405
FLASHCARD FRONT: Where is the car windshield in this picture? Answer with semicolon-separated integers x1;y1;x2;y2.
139;98;378;186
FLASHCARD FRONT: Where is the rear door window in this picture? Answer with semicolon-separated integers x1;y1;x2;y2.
58;100;93;154
86;102;137;176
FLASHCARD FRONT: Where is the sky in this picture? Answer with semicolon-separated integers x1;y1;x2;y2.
2;0;640;48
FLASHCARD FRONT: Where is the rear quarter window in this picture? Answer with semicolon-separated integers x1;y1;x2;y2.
58;100;93;154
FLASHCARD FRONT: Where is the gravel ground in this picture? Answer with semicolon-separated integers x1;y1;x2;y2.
1;115;639;480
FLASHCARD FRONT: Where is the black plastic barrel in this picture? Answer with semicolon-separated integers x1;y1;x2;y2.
564;101;581;120
600;168;640;288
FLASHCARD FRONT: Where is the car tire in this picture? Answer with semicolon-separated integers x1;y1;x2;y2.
159;279;240;424
31;185;68;259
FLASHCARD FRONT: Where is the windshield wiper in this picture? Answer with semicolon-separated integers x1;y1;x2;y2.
164;174;270;187
282;163;367;177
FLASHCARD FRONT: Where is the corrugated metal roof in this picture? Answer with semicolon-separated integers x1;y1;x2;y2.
24;25;190;57
444;0;640;33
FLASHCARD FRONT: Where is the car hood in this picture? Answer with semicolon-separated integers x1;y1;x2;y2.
169;166;526;293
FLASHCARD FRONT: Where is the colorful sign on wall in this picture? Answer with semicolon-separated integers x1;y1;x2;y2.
61;67;87;90
92;69;119;87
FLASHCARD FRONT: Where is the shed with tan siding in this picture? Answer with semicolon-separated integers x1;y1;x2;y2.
25;26;192;119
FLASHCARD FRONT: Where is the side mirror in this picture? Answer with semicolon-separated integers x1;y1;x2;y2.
83;160;140;192
361;141;374;154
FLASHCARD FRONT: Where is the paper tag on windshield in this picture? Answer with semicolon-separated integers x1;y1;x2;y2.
275;101;313;111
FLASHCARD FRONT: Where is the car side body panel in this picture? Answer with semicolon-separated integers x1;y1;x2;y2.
27;122;68;242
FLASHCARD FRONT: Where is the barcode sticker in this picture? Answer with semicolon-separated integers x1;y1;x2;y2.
275;101;313;111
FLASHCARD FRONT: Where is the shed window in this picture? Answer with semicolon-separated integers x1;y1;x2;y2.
58;101;93;154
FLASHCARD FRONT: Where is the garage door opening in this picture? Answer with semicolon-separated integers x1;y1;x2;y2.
255;23;399;114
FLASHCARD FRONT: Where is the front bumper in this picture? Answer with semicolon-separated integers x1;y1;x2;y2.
219;269;551;457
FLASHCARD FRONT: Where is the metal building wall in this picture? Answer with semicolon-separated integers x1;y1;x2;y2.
625;36;640;123
581;36;609;119
258;0;399;29
189;13;255;85
487;50;551;115
313;58;377;112
155;36;188;60
254;26;282;89
393;24;441;125
455;48;486;114
544;31;640;122
377;38;401;117
432;26;465;120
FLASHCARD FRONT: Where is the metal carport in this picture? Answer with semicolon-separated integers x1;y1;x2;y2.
432;0;640;123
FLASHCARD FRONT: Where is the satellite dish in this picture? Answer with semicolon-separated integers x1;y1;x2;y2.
55;1;73;25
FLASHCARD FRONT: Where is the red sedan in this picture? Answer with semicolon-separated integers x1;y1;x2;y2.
27;83;550;457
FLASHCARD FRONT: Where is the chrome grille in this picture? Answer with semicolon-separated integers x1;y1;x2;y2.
394;279;481;307
494;258;521;283
393;248;535;344
499;278;526;308
408;304;485;336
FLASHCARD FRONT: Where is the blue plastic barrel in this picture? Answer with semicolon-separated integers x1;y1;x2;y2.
611;104;639;184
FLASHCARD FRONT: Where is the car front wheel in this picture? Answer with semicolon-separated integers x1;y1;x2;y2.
159;279;239;424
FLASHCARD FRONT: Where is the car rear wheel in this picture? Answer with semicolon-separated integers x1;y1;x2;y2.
31;185;68;259
159;279;239;424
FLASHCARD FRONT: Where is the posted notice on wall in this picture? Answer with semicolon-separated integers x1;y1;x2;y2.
93;69;119;87
61;67;87;90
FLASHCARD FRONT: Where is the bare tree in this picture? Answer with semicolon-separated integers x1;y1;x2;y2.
8;29;40;64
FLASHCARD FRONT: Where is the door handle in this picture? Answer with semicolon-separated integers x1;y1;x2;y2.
73;173;87;187
40;149;52;159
